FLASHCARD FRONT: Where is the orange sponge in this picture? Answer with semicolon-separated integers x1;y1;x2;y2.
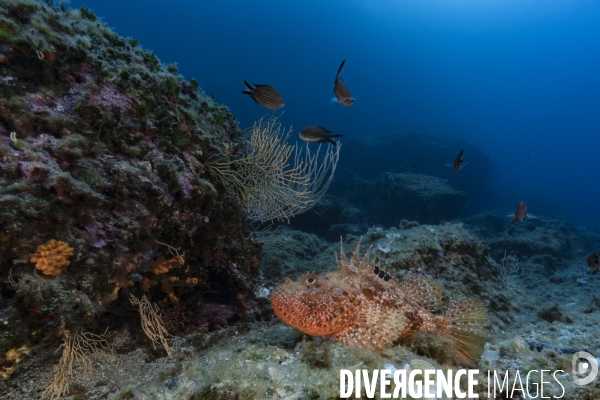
150;255;185;275
30;239;74;276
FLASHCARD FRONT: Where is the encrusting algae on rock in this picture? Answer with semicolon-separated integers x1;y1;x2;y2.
272;239;489;366
29;239;74;276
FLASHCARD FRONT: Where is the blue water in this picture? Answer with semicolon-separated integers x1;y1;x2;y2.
70;0;600;230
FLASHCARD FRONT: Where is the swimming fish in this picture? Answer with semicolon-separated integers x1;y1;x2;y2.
299;126;343;145
587;252;600;275
445;150;467;171
241;80;284;110
451;150;465;171
510;201;529;223
332;60;354;106
271;239;489;366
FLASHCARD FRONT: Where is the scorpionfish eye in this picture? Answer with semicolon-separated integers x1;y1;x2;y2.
305;274;318;286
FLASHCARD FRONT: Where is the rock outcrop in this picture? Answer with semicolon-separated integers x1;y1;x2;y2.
370;172;468;225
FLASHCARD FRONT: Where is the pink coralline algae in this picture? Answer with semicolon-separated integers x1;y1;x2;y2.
84;220;109;248
67;62;95;83
175;175;194;199
112;200;157;230
89;84;135;114
26;93;64;117
19;161;52;182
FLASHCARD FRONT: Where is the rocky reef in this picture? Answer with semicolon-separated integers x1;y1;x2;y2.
331;134;493;195
0;0;261;377
288;134;492;236
290;171;468;236
369;172;468;225
466;213;598;275
3;218;595;399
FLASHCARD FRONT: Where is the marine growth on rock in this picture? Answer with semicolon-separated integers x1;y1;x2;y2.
30;239;74;276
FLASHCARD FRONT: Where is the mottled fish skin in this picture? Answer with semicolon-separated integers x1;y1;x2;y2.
241;80;284;110
333;60;354;106
271;239;489;366
587;252;600;275
453;149;464;172
299;126;344;146
511;201;528;223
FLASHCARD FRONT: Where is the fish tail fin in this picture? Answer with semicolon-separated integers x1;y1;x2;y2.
326;138;337;146
329;97;339;104
443;299;488;366
328;134;344;138
243;80;253;91
336;59;346;78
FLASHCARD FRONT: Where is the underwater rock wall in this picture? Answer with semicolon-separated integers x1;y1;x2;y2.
0;0;260;359
330;134;493;205
290;171;468;235
298;133;495;234
466;213;600;273
285;195;367;240
370;172;468;225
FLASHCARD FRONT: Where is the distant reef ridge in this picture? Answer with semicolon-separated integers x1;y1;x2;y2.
330;133;493;214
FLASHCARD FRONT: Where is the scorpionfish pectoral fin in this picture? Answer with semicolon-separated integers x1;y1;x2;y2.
399;276;444;312
443;299;489;366
332;302;406;352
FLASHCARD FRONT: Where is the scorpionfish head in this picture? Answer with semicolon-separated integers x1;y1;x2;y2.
271;271;358;337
